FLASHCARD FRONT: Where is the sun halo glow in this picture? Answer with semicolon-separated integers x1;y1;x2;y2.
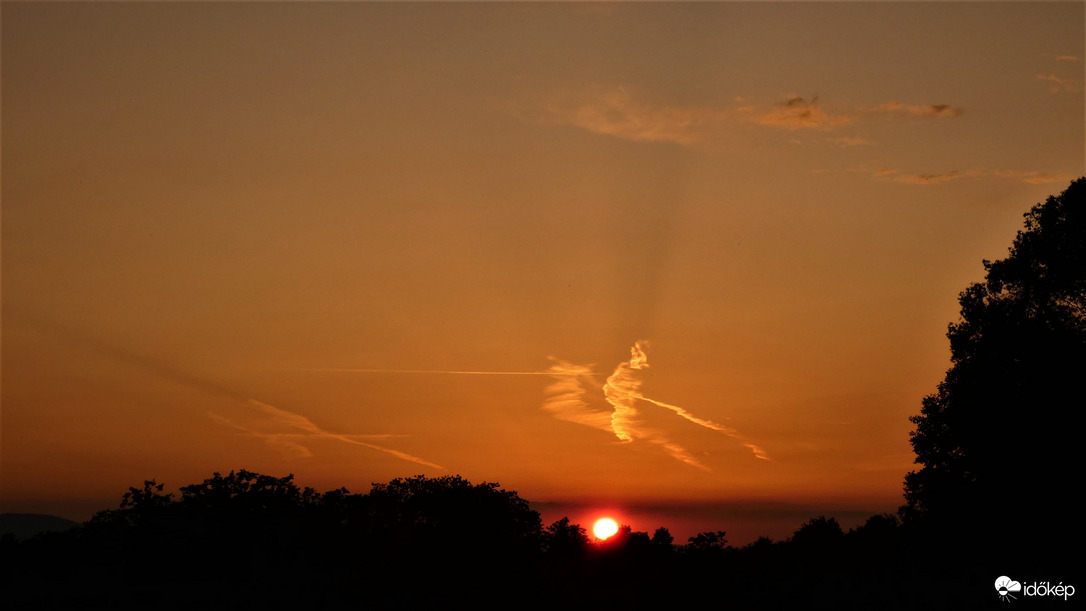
593;517;619;540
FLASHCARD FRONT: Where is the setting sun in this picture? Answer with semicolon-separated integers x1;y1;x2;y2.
593;518;619;540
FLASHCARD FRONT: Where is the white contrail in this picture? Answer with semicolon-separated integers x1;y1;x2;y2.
638;395;770;461
601;341;706;466
210;413;314;460
606;341;771;462
654;439;711;471
544;340;770;467
303;368;578;375
209;400;445;470
247;400;445;470
602;341;652;443
542;359;613;431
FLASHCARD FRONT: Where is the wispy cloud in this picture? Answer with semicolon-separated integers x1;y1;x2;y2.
755;96;853;131
602;341;651;445
210;413;315;460
1037;73;1082;93
304;368;561;375
541;87;965;146
542;360;613;431
211;400;445;470
912;104;963;118
826;136;871;147
10;313;445;470
991;170;1074;185
887;171;963;185
544;341;769;469
873;168;1074;186
1036;54;1082;93
867;101;964;118
549;86;727;146
635;393;770;461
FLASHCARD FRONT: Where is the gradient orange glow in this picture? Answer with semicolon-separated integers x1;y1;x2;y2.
2;2;1082;543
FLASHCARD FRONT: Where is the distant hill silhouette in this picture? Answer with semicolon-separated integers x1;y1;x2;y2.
0;513;80;540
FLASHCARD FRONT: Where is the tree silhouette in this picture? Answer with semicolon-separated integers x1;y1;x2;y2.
85;480;173;529
177;470;319;511
790;515;842;549
543;517;589;557
904;178;1085;550
364;474;541;549
651;526;674;549
4;467;990;609
683;530;728;553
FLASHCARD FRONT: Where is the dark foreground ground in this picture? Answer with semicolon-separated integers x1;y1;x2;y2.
2;473;1078;610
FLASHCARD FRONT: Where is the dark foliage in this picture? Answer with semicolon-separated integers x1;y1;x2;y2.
0;470;1027;609
790;515;843;548
650;526;673;548
543;516;589;558
904;178;1085;560
683;529;729;553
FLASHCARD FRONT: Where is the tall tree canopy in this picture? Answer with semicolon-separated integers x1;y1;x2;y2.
904;178;1085;543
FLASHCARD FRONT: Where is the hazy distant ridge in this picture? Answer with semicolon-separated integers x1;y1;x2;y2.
0;513;81;540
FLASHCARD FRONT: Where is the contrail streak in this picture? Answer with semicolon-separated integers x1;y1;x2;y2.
10;310;445;469
544;340;771;468
638;395;770;461
655;440;711;471
601;341;708;468
602;341;650;443
212;401;445;470
304;368;589;376
542;359;612;431
209;413;315;460
246;400;446;470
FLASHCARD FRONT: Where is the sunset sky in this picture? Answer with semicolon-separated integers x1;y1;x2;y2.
3;1;1083;543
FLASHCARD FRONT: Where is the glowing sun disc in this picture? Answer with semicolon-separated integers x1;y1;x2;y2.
593;518;619;540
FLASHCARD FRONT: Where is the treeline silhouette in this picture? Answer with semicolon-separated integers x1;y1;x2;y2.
2;470;958;610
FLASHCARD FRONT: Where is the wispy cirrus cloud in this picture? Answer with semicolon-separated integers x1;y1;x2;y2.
754;96;854;131
826;136;871;147
991;170;1075;185
543;341;769;469
866;101;964;118
540;87;965;146
548;86;727;146
211;400;444;469
1037;54;1082;93
887;171;964;185
210;412;316;460
304;368;559;375
873;168;1073;186
1037;72;1083;93
542;360;613;432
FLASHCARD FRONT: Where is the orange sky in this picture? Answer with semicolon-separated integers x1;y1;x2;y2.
3;1;1083;542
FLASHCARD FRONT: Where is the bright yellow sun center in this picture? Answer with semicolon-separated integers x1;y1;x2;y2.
593;518;619;540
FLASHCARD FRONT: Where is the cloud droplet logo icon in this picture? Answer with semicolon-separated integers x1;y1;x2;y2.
995;576;1022;601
